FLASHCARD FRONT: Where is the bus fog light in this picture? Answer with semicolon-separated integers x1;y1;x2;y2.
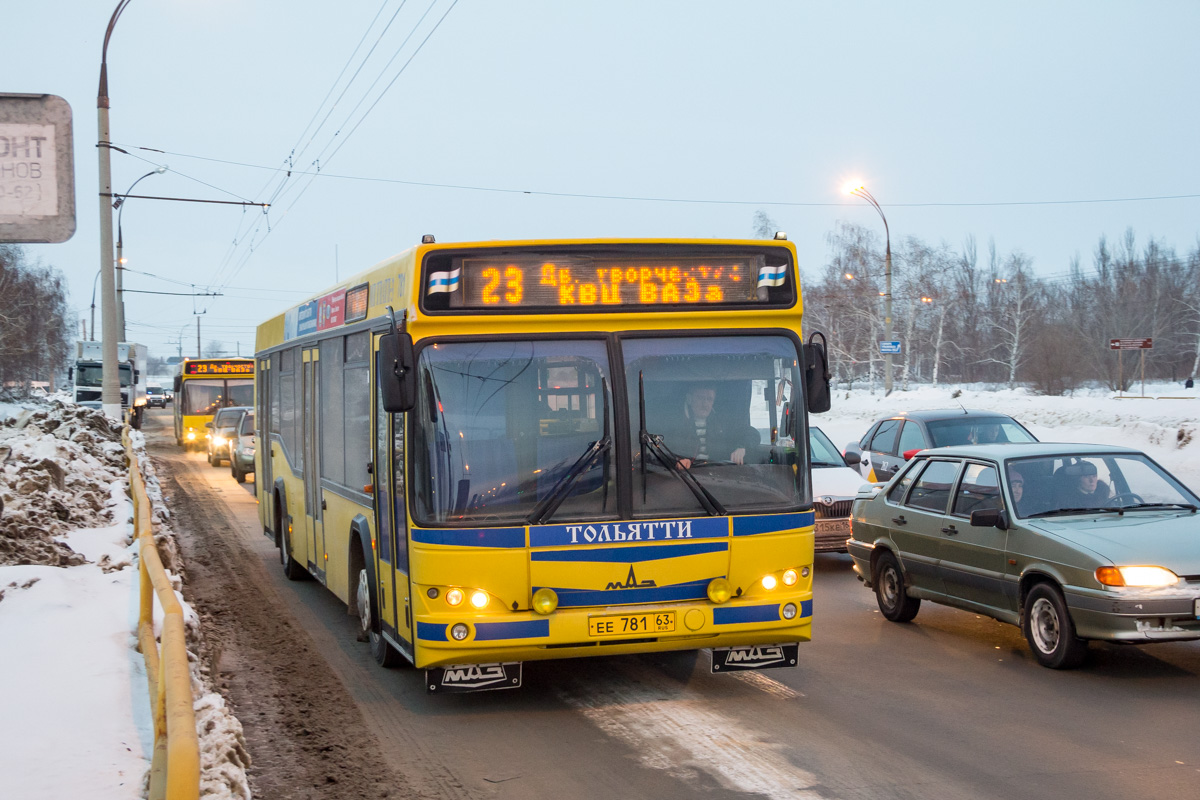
446;588;464;607
761;574;778;591
469;590;489;609
450;623;469;641
186;431;196;441
783;569;799;586
707;578;732;604
427;587;439;599
532;588;558;615
782;602;798;620
800;566;810;578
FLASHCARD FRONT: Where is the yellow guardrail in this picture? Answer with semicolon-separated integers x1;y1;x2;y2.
125;430;200;800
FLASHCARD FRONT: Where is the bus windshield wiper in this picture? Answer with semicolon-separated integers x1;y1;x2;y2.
638;371;726;517
529;377;612;525
528;437;612;524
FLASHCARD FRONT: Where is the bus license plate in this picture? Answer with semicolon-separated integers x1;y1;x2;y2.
589;611;676;637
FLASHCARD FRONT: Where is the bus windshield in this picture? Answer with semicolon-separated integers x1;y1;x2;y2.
625;334;805;515
413;339;615;525
411;334;806;525
181;378;254;416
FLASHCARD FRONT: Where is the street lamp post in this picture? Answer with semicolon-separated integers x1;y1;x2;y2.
845;183;894;394
97;0;134;420
114;166;167;339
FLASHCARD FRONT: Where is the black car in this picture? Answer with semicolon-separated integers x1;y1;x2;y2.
846;409;1038;481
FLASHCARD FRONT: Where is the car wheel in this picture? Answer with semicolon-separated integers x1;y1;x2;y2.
1022;583;1087;669
357;566;403;668
207;450;215;466
231;461;244;483
874;550;920;622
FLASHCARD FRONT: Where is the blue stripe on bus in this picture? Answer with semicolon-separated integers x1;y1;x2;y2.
540;578;713;608
473;619;551;641
417;622;448;641
712;599;812;625
531;541;728;563
411;527;526;548
530;517;729;548
731;512;814;537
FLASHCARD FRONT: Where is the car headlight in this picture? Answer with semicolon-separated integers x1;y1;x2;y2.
1095;566;1180;588
212;435;227;447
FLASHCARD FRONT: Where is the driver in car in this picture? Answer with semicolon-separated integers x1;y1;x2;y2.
1063;461;1110;504
668;384;760;469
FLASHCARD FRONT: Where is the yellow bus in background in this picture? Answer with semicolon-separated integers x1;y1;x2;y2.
254;237;832;692
172;357;255;448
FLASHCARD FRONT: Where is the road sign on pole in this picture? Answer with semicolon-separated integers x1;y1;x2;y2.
1109;338;1152;350
1110;338;1152;397
0;93;75;243
879;341;902;355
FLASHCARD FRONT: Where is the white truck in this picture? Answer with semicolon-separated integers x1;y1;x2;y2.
72;341;149;428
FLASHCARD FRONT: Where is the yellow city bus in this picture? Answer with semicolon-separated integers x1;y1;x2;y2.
172;357;255;448
254;237;831;693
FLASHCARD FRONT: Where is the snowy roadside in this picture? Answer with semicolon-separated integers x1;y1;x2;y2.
810;382;1200;490
0;398;251;799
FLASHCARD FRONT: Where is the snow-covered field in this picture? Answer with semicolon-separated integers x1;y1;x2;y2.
811;382;1200;491
0;383;1196;797
0;398;250;799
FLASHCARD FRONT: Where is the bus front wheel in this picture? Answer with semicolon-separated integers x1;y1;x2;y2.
356;565;402;668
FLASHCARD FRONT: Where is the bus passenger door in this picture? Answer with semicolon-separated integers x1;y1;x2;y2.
302;348;325;581
257;357;273;526
374;348;412;653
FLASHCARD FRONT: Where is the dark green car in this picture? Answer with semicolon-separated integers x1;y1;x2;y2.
847;443;1200;669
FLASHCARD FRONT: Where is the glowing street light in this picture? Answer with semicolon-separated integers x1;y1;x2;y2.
845;180;894;393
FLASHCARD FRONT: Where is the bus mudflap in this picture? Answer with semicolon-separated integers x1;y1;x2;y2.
426;662;522;694
710;643;799;673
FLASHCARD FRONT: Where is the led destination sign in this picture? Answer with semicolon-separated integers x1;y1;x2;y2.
434;254;786;310
183;360;254;376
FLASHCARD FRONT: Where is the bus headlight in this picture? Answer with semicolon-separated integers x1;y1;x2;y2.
185;431;196;441
445;588;464;607
782;569;799;586
761;574;778;591
450;623;470;641
469;590;490;609
532;588;558;615
707;578;732;604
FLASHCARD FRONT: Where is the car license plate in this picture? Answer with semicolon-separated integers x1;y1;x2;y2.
589;611;676;637
815;518;851;534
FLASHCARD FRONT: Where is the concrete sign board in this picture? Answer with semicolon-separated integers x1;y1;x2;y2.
0;93;75;243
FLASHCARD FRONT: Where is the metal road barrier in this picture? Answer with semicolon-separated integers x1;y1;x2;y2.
125;431;200;800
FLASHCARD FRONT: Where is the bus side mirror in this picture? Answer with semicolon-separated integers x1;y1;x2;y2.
803;333;831;414
377;331;416;413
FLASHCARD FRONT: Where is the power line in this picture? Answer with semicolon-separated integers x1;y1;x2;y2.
115;144;1200;209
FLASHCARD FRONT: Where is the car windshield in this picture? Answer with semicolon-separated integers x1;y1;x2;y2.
624;335;805;516
239;412;255;435
1006;453;1200;518
809;427;845;466
926;417;1036;447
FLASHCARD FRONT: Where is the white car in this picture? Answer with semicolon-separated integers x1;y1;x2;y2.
810;426;872;552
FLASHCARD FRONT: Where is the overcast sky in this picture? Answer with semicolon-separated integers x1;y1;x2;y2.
6;1;1199;360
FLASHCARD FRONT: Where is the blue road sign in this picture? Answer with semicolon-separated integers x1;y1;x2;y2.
879;341;902;355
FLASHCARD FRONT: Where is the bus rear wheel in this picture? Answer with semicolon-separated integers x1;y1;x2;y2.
280;519;307;581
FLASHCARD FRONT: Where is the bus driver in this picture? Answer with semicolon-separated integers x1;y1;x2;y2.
668;384;760;469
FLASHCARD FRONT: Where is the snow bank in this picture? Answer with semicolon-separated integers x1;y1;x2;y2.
0;399;251;799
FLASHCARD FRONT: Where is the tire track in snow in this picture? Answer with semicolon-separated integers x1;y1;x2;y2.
557;664;827;799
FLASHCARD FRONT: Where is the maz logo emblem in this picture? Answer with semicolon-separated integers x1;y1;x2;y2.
606;565;657;590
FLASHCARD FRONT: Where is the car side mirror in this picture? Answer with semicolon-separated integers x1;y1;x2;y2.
205;422;213;429
970;508;1008;530
843;448;863;468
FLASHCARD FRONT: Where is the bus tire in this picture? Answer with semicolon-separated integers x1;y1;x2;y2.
280;515;307;581
353;539;402;668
